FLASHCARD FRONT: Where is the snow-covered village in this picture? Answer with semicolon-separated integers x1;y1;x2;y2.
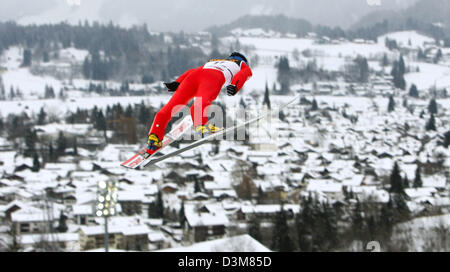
0;0;449;253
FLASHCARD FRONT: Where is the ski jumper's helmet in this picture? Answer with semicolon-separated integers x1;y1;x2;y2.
228;52;248;65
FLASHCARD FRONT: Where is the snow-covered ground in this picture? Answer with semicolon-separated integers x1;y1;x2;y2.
377;31;435;49
405;62;450;91
225;36;390;59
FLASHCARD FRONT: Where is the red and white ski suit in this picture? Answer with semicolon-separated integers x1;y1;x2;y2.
148;59;252;141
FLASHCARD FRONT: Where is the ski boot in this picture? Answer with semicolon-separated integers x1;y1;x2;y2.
195;124;223;138
145;133;162;156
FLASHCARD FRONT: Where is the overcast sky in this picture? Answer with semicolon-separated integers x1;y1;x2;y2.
0;0;419;32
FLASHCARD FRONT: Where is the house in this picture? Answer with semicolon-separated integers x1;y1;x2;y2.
20;233;80;252
78;224;150;251
212;190;237;201
148;231;167;250
161;183;178;194
306;179;344;200
257;179;288;204
72;204;95;225
183;203;229;243
11;208;59;235
117;191;144;216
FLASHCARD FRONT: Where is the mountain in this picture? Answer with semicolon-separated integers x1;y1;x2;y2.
349;0;450;43
0;0;418;32
352;0;450;30
207;15;313;37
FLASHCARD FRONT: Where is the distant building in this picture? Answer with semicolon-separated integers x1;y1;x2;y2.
183;203;229;243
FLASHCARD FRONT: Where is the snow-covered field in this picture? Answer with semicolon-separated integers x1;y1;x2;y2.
405;62;450;90
225;36;390;59
377;31;435;49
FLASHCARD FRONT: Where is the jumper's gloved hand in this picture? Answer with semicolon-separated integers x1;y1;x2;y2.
226;84;238;96
164;81;180;92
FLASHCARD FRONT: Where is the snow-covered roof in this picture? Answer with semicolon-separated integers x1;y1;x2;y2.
306;179;343;193
241;204;300;214
156;234;270;252
118;190;145;202
212;190;237;198
422;175;446;188
148;232;166;242
72;204;93;215
405;188;438;199
184;204;229;227
20;233;79;245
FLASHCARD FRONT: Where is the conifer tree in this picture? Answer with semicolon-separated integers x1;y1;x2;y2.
56;211;68;232
56;131;67;156
428;98;438;115
73;137;78;156
194;178;201;193
426;114;436;131
409;84;419;98
404;176;410;188
32;153;40;172
351;199;365;241
156;190;164;219
248;216;262;243
25;128;37;156
179;200;185;227
296;195;314;251
389;162;405;195
263;81;271;109
271;203;295;252
413;165;423;188
37;107;46;125
21;49;32;67
311;99;318;111
48;142;55;162
444;130;450;148
388;95;395;112
434;49;443;64
323;202;339;250
379;198;394;241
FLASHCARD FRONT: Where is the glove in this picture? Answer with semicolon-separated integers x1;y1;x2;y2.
164;81;180;92
226;84;238;96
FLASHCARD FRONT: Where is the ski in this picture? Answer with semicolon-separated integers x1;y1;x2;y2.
143;94;301;167
120;116;193;169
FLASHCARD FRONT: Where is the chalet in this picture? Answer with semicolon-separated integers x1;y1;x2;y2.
161;183;178;194
11;207;59;235
306;179;344;200
20;233;80;252
183;203;229;243
212;190;237;201
163;170;186;185
117;191;144;216
257;179;288;204
191;192;209;201
72;204;95;225
148;231;167;250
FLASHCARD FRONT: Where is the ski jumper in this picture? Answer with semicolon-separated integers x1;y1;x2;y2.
148;59;252;141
